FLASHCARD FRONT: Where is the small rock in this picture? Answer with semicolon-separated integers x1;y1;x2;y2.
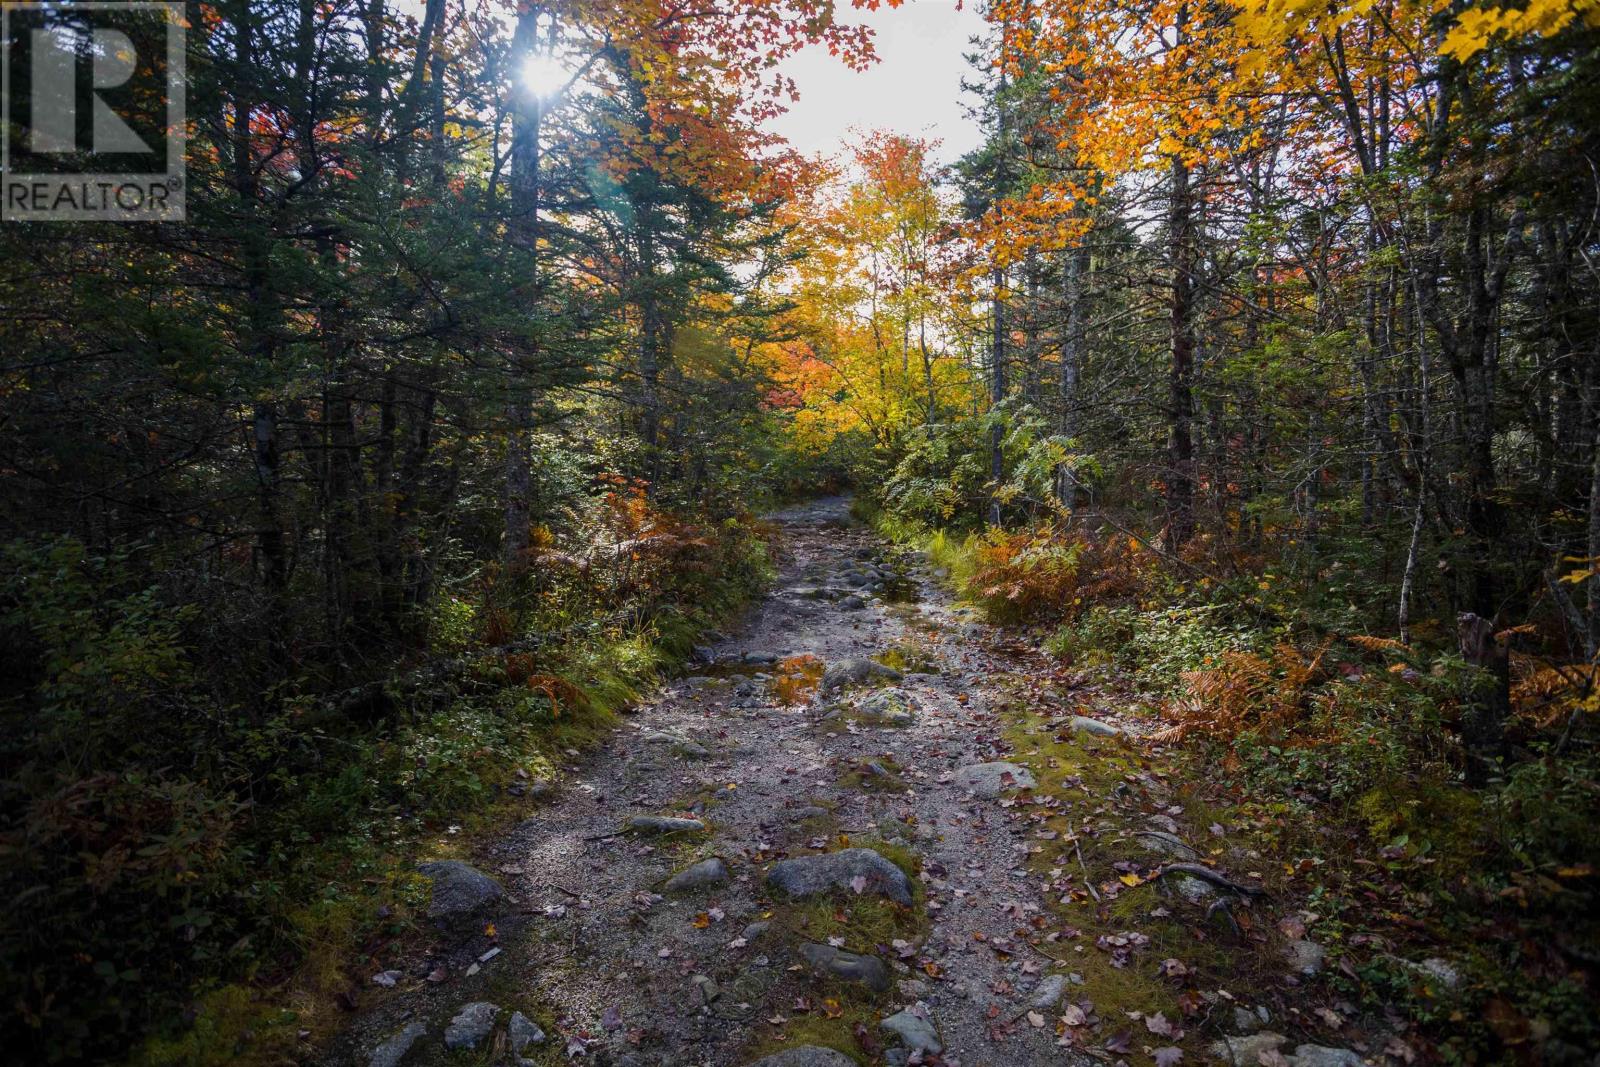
766;848;915;905
1069;715;1123;738
744;1048;859;1067
1211;1032;1287;1066
507;1012;545;1052
1029;973;1069;1011
642;731;712;759
1285;938;1326;976
742;650;782;665
1173;874;1216;904
1232;1005;1270;1033
857;690;916;725
626;815;706;835
952;761;1037;797
370;969;402;988
898;978;930;999
798;942;890;992
664;857;731;893
1136;830;1201;861
368;1021;427;1067
1392;955;1461;989
443;1002;499;1051
740;920;772;943
840;595;866;610
1290;1045;1366;1067
880;1009;942;1054
820;657;902;692
692;973;720;1005
416;861;504;924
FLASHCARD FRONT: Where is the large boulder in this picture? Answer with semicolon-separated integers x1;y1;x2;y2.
416;861;503;924
952;762;1037;797
766;848;914;905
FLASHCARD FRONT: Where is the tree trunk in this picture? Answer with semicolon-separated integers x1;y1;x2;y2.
1457;612;1510;785
503;5;544;565
1166;153;1197;547
1057;241;1087;512
989;263;1006;527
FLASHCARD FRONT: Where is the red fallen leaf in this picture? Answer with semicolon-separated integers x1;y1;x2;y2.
1278;916;1307;939
1176;989;1204;1017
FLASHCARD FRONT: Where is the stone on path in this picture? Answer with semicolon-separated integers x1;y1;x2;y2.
415;861;503;923
1069;715;1124;738
1211;1032;1287;1066
857;689;915;725
641;731;711;759
443;1002;499;1051
797;942;890;992
368;1021;427;1067
745;1048;859;1067
880;1009;942;1054
507;1011;545;1052
664;857;730;893
820;657;902;692
1029;973;1070;1011
766;847;914;905
952;761;1037;797
626;815;706;835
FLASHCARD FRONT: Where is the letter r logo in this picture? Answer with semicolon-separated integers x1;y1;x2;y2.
30;27;150;154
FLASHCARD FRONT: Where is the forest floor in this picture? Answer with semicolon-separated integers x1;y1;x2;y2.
334;498;1395;1067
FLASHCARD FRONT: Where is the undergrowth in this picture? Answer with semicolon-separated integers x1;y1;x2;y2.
0;494;774;1066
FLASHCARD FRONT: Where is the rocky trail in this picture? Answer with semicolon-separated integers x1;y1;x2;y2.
340;498;1375;1067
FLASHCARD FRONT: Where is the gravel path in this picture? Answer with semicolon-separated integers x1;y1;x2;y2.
346;497;1090;1067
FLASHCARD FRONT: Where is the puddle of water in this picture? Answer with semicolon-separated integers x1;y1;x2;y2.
769;654;824;704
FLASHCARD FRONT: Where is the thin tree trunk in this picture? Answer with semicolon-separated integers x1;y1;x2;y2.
1167;152;1197;547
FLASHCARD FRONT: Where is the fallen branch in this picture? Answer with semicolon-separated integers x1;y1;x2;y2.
1149;862;1266;898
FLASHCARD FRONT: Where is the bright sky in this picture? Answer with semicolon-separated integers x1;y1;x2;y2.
767;0;988;167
